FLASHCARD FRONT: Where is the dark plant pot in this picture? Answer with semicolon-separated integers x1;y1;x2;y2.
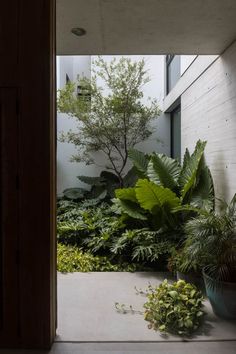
203;268;236;319
177;271;205;292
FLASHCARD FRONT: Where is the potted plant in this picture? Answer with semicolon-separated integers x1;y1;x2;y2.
168;247;205;291
184;194;236;319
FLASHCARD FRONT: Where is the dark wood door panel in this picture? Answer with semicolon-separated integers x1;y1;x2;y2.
0;2;19;85
0;88;20;345
0;0;56;348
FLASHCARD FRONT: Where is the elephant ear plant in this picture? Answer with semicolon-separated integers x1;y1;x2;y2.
113;140;215;239
63;168;138;202
184;194;236;319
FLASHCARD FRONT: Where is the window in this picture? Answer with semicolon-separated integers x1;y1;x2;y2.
77;85;91;102
170;106;181;160
166;55;180;94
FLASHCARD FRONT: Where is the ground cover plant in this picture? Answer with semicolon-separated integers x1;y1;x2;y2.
115;279;205;336
144;279;204;335
57;243;138;272
57;199;152;271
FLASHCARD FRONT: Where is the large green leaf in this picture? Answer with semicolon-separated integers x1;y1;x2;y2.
147;154;181;190
77;175;105;186
63;188;87;200
123;167;138;187
113;198;147;220
190;166;215;211
115;187;137;203
90;185;107;199
100;170;120;183
227;193;236;217
182;148;191;171
135;179;180;212
178;140;207;201
128;149;149;177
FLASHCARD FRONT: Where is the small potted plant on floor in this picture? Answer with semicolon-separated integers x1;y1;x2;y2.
184;194;236;319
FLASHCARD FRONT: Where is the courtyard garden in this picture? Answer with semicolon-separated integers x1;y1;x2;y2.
56;56;236;336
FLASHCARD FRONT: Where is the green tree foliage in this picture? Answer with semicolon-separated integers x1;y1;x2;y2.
57;57;161;186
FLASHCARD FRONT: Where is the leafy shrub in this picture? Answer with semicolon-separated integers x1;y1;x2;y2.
57;200;173;268
144;279;204;335
57;200;124;249
111;228;175;263
57;243;139;272
184;194;236;283
167;247;204;275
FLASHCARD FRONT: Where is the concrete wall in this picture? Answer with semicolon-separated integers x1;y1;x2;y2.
162;44;236;202
163;55;219;112
181;43;236;201
57;55;170;194
57;56;93;194
180;55;197;75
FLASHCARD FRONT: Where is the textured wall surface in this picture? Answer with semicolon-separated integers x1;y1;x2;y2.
181;41;236;201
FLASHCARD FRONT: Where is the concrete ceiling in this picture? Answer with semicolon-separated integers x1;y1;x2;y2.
57;0;236;55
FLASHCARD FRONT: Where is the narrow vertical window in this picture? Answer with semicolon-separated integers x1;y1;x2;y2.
166;55;180;94
170;105;181;160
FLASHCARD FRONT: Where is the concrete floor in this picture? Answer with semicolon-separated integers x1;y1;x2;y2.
1;272;236;354
56;272;236;342
1;341;236;354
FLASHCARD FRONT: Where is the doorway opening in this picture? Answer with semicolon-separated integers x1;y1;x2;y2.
55;54;173;341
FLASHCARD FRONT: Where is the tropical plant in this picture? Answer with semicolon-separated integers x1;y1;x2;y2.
113;140;214;234
111;140;214;266
128;140;215;210
184;194;236;283
57;56;160;186
144;279;204;335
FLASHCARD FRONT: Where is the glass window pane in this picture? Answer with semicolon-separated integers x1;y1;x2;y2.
171;107;181;160
167;55;180;93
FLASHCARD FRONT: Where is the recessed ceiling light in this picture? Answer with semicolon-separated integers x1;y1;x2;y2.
71;27;86;36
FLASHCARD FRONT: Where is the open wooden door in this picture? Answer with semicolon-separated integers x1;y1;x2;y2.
0;0;56;349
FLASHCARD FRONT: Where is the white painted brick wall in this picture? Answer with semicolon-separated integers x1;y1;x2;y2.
181;41;236;201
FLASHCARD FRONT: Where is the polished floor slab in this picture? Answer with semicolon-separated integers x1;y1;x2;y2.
56;272;236;342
